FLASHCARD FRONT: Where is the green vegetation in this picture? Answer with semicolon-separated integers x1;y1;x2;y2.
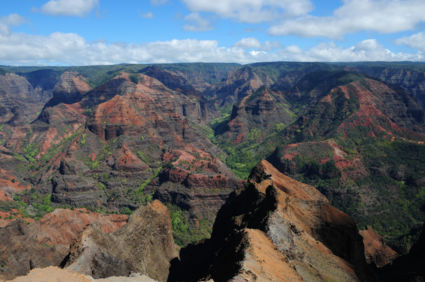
0;190;54;220
274;123;286;132
137;150;152;165
39;129;83;165
85;142;114;170
129;73;140;84
132;166;161;204
80;133;86;145
87;159;100;169
168;204;213;247
285;138;425;252
120;207;132;215
134;182;154;205
97;182;106;190
22;142;39;163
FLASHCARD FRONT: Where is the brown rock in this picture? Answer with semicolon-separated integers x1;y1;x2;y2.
0;209;127;280
107;144;149;172
360;226;399;267
65;200;178;281
9;266;155;282
169;160;376;281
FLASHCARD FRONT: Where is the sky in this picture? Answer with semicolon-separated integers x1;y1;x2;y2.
2;0;425;65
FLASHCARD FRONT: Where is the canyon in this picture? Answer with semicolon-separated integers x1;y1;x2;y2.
1;62;425;280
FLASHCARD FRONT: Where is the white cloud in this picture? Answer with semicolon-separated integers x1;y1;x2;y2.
397;32;425;51
140;12;154;19
0;24;420;66
303;39;416;62
40;0;98;16
183;13;213;32
182;0;313;23
270;0;425;38
0;14;26;26
0;14;26;35
235;37;261;49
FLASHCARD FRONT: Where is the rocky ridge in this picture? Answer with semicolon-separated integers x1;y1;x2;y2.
169;160;376;281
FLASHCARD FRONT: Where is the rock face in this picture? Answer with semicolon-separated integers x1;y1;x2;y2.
350;64;425;108
43;71;91;108
217;85;294;144
360;226;399;268
0;209;127;280
64;200;178;281
169;160;376;281
212;66;272;107
9;266;155;282
0;72;52;125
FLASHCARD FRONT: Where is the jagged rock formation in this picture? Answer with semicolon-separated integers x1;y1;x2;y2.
0;209;127;280
169;160;376;281
64;200;178;281
360;226;399;268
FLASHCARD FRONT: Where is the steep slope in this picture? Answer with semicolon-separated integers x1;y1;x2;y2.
169;160;376;281
206;66;272;109
0;72;52;125
63;200;177;281
43;71;91;108
0;209;127;280
360;226;399;268
347;63;425;108
216;86;294;144
268;71;425;251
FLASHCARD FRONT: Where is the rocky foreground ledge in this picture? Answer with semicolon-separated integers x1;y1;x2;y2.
9;266;155;282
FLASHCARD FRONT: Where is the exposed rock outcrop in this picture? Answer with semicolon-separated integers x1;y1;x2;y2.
169;160;376;281
43;71;91;108
360;226;399;268
64;200;178;281
0;209;127;280
0;72;52;125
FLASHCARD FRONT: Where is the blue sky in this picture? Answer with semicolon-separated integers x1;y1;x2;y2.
1;0;425;65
